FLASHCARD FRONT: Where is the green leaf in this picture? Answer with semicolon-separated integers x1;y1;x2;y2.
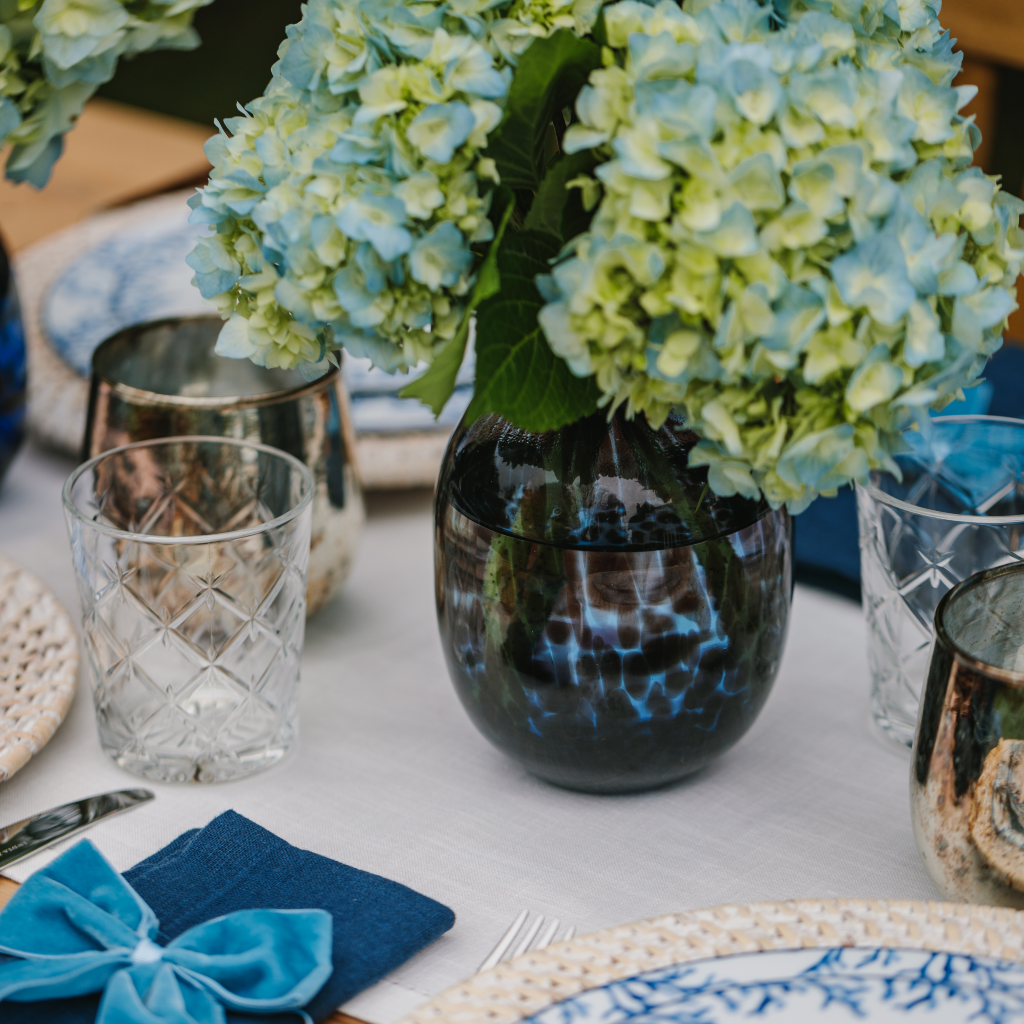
466;230;601;431
400;189;515;415
397;318;471;416
523;149;599;242
484;30;602;192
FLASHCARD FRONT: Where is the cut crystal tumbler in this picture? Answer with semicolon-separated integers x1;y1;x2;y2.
857;416;1024;748
64;437;313;782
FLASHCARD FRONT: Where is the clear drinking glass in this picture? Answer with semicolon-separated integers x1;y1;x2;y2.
63;436;314;782
857;416;1024;748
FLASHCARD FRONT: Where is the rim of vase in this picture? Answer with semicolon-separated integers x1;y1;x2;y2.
92;314;340;411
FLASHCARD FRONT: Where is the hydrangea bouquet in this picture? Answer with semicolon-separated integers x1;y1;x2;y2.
188;0;1023;512
0;0;212;186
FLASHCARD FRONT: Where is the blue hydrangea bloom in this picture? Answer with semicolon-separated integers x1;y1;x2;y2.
831;231;917;326
407;102;477;164
186;238;242;300
538;0;1022;510
337;194;414;262
0;0;212;187
187;0;527;374
410;222;473;290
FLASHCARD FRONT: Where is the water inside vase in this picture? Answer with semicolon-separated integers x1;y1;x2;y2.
438;409;770;551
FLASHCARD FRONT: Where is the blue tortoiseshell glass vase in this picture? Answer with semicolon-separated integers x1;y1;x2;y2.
435;410;792;794
0;235;26;487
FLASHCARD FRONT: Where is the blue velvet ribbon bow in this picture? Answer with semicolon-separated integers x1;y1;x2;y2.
0;839;333;1024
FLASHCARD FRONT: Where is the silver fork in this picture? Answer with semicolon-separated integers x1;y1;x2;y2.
477;910;577;973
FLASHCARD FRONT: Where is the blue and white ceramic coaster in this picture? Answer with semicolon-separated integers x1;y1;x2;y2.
41;203;472;436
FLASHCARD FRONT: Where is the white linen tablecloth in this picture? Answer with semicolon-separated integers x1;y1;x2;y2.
0;442;938;1023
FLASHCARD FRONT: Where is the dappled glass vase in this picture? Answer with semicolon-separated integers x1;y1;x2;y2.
434;410;792;794
0;238;25;487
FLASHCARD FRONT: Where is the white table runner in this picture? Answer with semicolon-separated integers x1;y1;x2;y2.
0;444;937;1023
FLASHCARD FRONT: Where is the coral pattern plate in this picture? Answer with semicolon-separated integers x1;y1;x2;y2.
524;947;1024;1022
402;900;1024;1024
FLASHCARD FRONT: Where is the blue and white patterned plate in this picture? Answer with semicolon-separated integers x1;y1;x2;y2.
402;901;1024;1024
41;204;471;435
526;947;1024;1023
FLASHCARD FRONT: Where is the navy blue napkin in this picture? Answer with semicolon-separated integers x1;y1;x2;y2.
2;809;455;1024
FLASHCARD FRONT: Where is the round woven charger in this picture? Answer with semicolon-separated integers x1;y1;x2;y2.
402;898;1024;1024
0;554;78;781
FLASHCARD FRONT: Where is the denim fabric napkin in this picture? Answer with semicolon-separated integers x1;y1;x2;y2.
2;809;455;1024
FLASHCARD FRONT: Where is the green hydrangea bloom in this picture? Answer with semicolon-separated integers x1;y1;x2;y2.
196;0;1021;512
538;0;1023;511
0;0;211;186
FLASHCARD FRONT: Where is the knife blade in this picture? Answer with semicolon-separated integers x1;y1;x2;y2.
0;789;154;870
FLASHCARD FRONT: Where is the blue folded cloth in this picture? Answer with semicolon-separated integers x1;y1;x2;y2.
1;810;455;1024
0;839;334;1023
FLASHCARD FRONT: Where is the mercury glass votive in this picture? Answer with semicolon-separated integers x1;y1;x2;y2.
912;562;1024;907
84;315;363;615
64;437;313;783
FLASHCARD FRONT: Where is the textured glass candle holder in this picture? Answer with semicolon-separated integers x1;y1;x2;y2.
857;416;1024;748
63;437;313;783
435;411;792;794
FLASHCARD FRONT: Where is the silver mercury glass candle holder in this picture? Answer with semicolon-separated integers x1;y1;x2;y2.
912;562;1024;907
83;315;364;616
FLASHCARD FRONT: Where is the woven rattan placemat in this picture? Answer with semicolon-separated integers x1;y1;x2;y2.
0;554;78;781
403;899;1024;1024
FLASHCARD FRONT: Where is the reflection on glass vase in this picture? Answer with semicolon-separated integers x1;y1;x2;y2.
434;410;792;794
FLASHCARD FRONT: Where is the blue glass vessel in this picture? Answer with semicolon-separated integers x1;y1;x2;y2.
0;238;26;486
435;410;792;793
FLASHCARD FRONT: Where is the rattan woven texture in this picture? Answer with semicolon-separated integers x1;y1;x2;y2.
0;554;78;781
402;899;1024;1024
